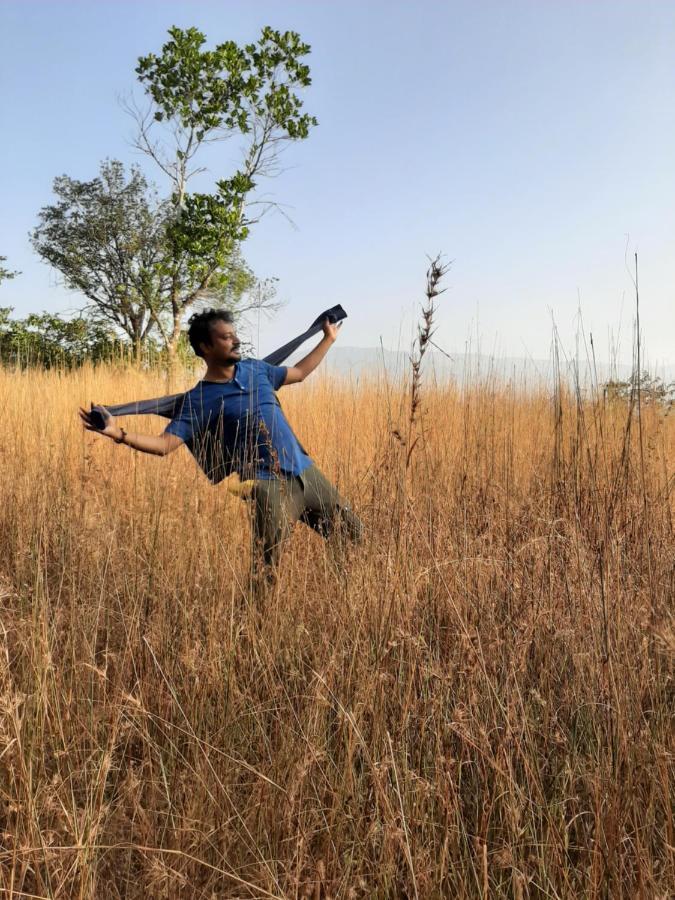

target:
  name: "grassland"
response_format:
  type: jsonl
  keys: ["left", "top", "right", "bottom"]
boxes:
{"left": 0, "top": 361, "right": 672, "bottom": 898}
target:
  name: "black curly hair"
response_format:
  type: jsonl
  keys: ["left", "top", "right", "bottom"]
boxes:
{"left": 187, "top": 308, "right": 235, "bottom": 358}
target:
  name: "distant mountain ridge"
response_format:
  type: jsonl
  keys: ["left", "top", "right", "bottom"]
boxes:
{"left": 287, "top": 345, "right": 674, "bottom": 386}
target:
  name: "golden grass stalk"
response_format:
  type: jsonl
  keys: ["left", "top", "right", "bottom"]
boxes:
{"left": 0, "top": 349, "right": 672, "bottom": 897}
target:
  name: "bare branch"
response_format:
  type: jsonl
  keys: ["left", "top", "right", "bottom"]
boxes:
{"left": 120, "top": 93, "right": 178, "bottom": 186}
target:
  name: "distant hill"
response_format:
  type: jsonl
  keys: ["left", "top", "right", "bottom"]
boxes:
{"left": 285, "top": 345, "right": 674, "bottom": 387}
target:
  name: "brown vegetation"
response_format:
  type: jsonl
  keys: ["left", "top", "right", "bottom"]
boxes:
{"left": 0, "top": 360, "right": 672, "bottom": 898}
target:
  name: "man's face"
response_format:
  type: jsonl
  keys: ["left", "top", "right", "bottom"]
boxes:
{"left": 201, "top": 319, "right": 241, "bottom": 364}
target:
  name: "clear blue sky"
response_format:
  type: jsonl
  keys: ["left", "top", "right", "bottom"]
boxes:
{"left": 2, "top": 1, "right": 674, "bottom": 367}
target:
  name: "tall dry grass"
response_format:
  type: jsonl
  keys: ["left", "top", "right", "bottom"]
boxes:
{"left": 0, "top": 358, "right": 672, "bottom": 898}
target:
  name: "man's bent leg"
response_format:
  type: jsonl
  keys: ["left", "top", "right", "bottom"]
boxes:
{"left": 298, "top": 465, "right": 364, "bottom": 545}
{"left": 249, "top": 477, "right": 305, "bottom": 593}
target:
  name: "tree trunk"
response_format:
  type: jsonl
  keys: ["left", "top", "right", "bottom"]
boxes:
{"left": 163, "top": 297, "right": 183, "bottom": 383}
{"left": 166, "top": 332, "right": 181, "bottom": 362}
{"left": 133, "top": 334, "right": 142, "bottom": 365}
{"left": 128, "top": 313, "right": 145, "bottom": 366}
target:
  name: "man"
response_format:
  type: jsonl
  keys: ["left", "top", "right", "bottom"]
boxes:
{"left": 79, "top": 308, "right": 363, "bottom": 578}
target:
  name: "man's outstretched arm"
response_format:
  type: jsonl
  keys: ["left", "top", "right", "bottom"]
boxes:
{"left": 79, "top": 407, "right": 184, "bottom": 456}
{"left": 282, "top": 319, "right": 341, "bottom": 385}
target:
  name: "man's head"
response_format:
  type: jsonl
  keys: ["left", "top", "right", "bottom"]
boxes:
{"left": 187, "top": 308, "right": 241, "bottom": 364}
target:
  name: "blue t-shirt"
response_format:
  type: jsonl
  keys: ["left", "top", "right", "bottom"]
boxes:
{"left": 164, "top": 359, "right": 313, "bottom": 483}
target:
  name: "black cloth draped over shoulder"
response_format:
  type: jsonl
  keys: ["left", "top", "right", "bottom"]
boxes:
{"left": 88, "top": 305, "right": 346, "bottom": 484}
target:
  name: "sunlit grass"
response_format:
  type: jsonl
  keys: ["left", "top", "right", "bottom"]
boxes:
{"left": 0, "top": 360, "right": 672, "bottom": 898}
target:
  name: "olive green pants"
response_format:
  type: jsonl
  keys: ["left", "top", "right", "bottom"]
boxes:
{"left": 248, "top": 464, "right": 363, "bottom": 570}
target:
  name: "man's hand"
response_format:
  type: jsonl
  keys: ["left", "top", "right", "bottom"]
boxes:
{"left": 322, "top": 318, "right": 342, "bottom": 342}
{"left": 79, "top": 406, "right": 122, "bottom": 441}
{"left": 79, "top": 405, "right": 184, "bottom": 456}
{"left": 284, "top": 319, "right": 342, "bottom": 385}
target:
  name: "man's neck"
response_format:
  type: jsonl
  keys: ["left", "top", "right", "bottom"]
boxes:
{"left": 203, "top": 361, "right": 237, "bottom": 383}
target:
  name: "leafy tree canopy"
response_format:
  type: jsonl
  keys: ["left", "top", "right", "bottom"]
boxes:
{"left": 128, "top": 25, "right": 317, "bottom": 351}
{"left": 31, "top": 160, "right": 275, "bottom": 357}
{"left": 30, "top": 25, "right": 316, "bottom": 360}
{"left": 32, "top": 160, "right": 167, "bottom": 353}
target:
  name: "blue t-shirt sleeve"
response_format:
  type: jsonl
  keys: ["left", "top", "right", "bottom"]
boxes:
{"left": 260, "top": 360, "right": 287, "bottom": 390}
{"left": 164, "top": 398, "right": 195, "bottom": 443}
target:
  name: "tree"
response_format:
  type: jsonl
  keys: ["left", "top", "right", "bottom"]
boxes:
{"left": 0, "top": 256, "right": 20, "bottom": 287}
{"left": 604, "top": 371, "right": 674, "bottom": 408}
{"left": 126, "top": 25, "right": 317, "bottom": 355}
{"left": 0, "top": 307, "right": 119, "bottom": 367}
{"left": 32, "top": 160, "right": 277, "bottom": 359}
{"left": 32, "top": 160, "right": 167, "bottom": 358}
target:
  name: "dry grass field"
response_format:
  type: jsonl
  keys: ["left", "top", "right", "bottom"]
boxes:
{"left": 0, "top": 360, "right": 672, "bottom": 898}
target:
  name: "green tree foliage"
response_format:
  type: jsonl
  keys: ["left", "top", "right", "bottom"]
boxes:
{"left": 604, "top": 370, "right": 674, "bottom": 408}
{"left": 129, "top": 25, "right": 317, "bottom": 353}
{"left": 32, "top": 161, "right": 168, "bottom": 357}
{"left": 27, "top": 25, "right": 314, "bottom": 364}
{"left": 31, "top": 160, "right": 276, "bottom": 358}
{"left": 0, "top": 307, "right": 121, "bottom": 367}
{"left": 0, "top": 256, "right": 20, "bottom": 286}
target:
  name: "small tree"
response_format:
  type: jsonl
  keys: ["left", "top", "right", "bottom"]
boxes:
{"left": 126, "top": 25, "right": 317, "bottom": 355}
{"left": 604, "top": 371, "right": 674, "bottom": 408}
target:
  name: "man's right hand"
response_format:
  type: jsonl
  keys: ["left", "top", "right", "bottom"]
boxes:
{"left": 78, "top": 407, "right": 184, "bottom": 457}
{"left": 79, "top": 406, "right": 122, "bottom": 441}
